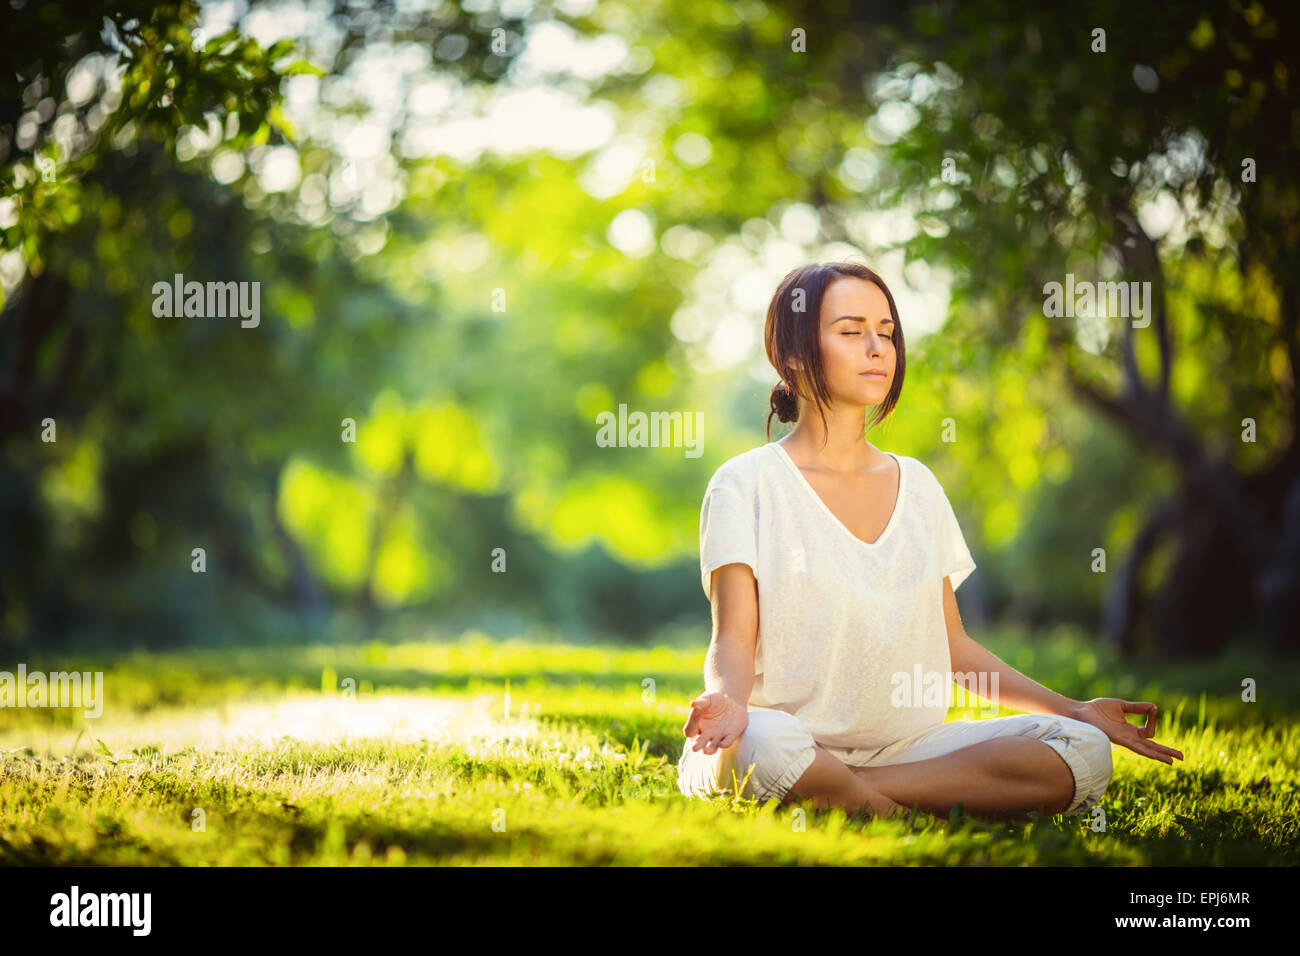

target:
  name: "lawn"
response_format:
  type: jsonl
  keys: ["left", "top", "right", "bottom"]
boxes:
{"left": 1, "top": 625, "right": 1297, "bottom": 865}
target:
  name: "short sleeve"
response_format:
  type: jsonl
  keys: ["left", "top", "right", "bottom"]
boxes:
{"left": 699, "top": 482, "right": 758, "bottom": 600}
{"left": 936, "top": 482, "right": 977, "bottom": 592}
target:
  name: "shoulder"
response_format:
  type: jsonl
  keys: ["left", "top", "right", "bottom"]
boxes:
{"left": 703, "top": 444, "right": 770, "bottom": 497}
{"left": 895, "top": 452, "right": 942, "bottom": 498}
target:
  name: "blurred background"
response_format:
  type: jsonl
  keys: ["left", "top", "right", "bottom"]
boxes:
{"left": 2, "top": 0, "right": 1296, "bottom": 660}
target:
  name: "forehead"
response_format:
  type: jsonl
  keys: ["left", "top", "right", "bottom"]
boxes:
{"left": 819, "top": 276, "right": 890, "bottom": 319}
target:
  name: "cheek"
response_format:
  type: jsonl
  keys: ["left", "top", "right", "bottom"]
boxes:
{"left": 821, "top": 343, "right": 852, "bottom": 374}
{"left": 824, "top": 336, "right": 855, "bottom": 362}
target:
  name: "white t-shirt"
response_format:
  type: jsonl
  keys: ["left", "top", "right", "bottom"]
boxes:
{"left": 698, "top": 441, "right": 977, "bottom": 751}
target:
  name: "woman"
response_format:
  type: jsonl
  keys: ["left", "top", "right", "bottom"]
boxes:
{"left": 676, "top": 261, "right": 1184, "bottom": 820}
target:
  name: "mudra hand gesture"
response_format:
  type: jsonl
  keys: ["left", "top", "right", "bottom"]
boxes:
{"left": 683, "top": 691, "right": 748, "bottom": 755}
{"left": 1072, "top": 697, "right": 1185, "bottom": 764}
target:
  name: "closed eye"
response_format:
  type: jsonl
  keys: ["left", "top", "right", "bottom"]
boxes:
{"left": 842, "top": 331, "right": 892, "bottom": 340}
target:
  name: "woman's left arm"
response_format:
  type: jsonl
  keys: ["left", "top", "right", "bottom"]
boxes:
{"left": 941, "top": 577, "right": 1185, "bottom": 765}
{"left": 941, "top": 577, "right": 1078, "bottom": 716}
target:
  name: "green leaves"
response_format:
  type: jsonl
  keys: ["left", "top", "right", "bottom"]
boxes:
{"left": 281, "top": 59, "right": 326, "bottom": 78}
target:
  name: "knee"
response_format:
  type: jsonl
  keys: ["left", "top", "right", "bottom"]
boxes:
{"left": 1055, "top": 717, "right": 1114, "bottom": 815}
{"left": 724, "top": 708, "right": 816, "bottom": 802}
{"left": 678, "top": 708, "right": 815, "bottom": 803}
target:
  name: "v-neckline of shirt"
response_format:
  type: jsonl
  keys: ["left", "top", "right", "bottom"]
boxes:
{"left": 770, "top": 442, "right": 905, "bottom": 550}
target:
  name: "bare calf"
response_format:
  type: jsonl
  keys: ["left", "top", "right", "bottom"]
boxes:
{"left": 784, "top": 738, "right": 1074, "bottom": 820}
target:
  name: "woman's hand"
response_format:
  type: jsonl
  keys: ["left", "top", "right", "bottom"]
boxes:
{"left": 683, "top": 691, "right": 748, "bottom": 755}
{"left": 1071, "top": 697, "right": 1185, "bottom": 764}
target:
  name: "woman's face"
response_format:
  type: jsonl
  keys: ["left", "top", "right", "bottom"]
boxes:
{"left": 815, "top": 276, "right": 896, "bottom": 407}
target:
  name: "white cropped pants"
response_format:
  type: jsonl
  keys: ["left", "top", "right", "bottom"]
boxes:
{"left": 677, "top": 707, "right": 1114, "bottom": 816}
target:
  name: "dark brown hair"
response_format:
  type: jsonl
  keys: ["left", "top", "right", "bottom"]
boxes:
{"left": 765, "top": 261, "right": 906, "bottom": 442}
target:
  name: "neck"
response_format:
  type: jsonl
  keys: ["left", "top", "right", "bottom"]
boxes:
{"left": 779, "top": 403, "right": 883, "bottom": 475}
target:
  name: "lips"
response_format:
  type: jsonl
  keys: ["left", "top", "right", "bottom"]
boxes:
{"left": 861, "top": 370, "right": 888, "bottom": 377}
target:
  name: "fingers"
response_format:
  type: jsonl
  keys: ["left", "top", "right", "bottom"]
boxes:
{"left": 687, "top": 721, "right": 735, "bottom": 755}
{"left": 687, "top": 712, "right": 713, "bottom": 753}
{"left": 683, "top": 701, "right": 704, "bottom": 737}
{"left": 681, "top": 697, "right": 712, "bottom": 738}
{"left": 691, "top": 731, "right": 741, "bottom": 754}
{"left": 1124, "top": 734, "right": 1183, "bottom": 764}
{"left": 1150, "top": 739, "right": 1184, "bottom": 761}
{"left": 1122, "top": 700, "right": 1157, "bottom": 737}
{"left": 1128, "top": 738, "right": 1172, "bottom": 764}
{"left": 1143, "top": 703, "right": 1158, "bottom": 737}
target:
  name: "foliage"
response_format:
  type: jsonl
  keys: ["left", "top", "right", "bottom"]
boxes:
{"left": 1, "top": 1, "right": 1295, "bottom": 652}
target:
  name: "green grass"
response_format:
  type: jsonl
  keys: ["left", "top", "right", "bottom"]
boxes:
{"left": 1, "top": 625, "right": 1297, "bottom": 865}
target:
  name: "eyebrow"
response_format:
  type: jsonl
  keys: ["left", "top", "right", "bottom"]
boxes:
{"left": 831, "top": 315, "right": 894, "bottom": 325}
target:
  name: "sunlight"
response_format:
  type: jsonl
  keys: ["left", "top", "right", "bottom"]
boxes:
{"left": 8, "top": 693, "right": 535, "bottom": 756}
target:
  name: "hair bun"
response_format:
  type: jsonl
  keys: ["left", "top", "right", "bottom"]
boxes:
{"left": 769, "top": 380, "right": 798, "bottom": 423}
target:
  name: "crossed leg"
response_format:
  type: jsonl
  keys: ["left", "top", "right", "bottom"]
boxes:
{"left": 783, "top": 738, "right": 1074, "bottom": 820}
{"left": 848, "top": 737, "right": 1075, "bottom": 819}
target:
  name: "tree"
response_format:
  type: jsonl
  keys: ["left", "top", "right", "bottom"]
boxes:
{"left": 581, "top": 0, "right": 1299, "bottom": 654}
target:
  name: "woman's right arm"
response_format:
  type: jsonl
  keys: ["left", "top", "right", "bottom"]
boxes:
{"left": 682, "top": 562, "right": 758, "bottom": 754}
{"left": 703, "top": 562, "right": 758, "bottom": 704}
